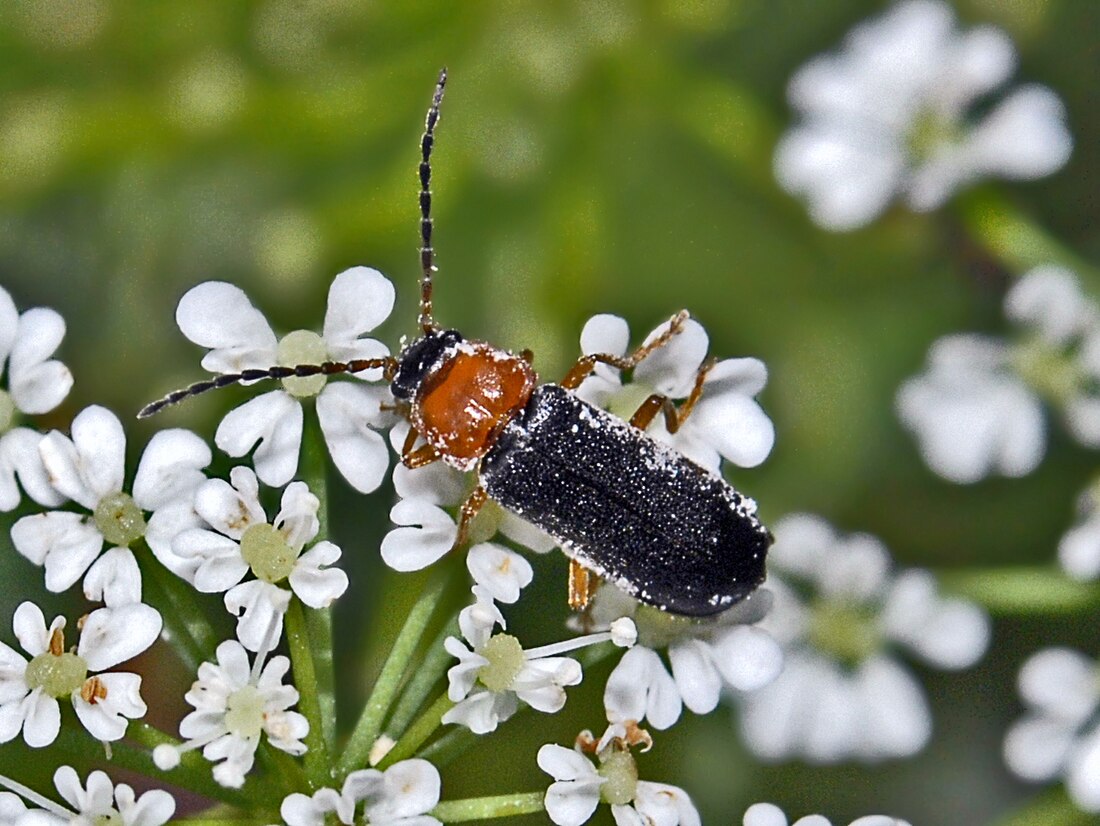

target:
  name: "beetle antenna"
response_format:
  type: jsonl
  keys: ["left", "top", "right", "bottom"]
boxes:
{"left": 137, "top": 357, "right": 398, "bottom": 419}
{"left": 418, "top": 67, "right": 447, "bottom": 334}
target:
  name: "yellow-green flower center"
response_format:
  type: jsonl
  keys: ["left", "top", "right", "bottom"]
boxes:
{"left": 25, "top": 651, "right": 88, "bottom": 698}
{"left": 598, "top": 750, "right": 638, "bottom": 806}
{"left": 278, "top": 329, "right": 328, "bottom": 399}
{"left": 906, "top": 109, "right": 960, "bottom": 162}
{"left": 0, "top": 389, "right": 15, "bottom": 433}
{"left": 477, "top": 633, "right": 525, "bottom": 693}
{"left": 239, "top": 523, "right": 299, "bottom": 584}
{"left": 633, "top": 604, "right": 696, "bottom": 649}
{"left": 808, "top": 599, "right": 880, "bottom": 667}
{"left": 224, "top": 684, "right": 266, "bottom": 739}
{"left": 93, "top": 491, "right": 147, "bottom": 547}
{"left": 93, "top": 813, "right": 123, "bottom": 826}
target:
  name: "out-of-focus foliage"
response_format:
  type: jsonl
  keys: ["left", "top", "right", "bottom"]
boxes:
{"left": 0, "top": 1, "right": 1097, "bottom": 824}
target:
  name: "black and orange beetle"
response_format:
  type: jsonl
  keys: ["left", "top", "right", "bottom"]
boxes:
{"left": 140, "top": 70, "right": 771, "bottom": 617}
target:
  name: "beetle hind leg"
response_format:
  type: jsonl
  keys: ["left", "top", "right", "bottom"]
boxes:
{"left": 451, "top": 484, "right": 489, "bottom": 551}
{"left": 568, "top": 558, "right": 602, "bottom": 611}
{"left": 629, "top": 356, "right": 715, "bottom": 432}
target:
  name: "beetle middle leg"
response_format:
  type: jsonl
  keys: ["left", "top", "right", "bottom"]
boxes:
{"left": 629, "top": 356, "right": 716, "bottom": 432}
{"left": 452, "top": 485, "right": 489, "bottom": 550}
{"left": 558, "top": 309, "right": 690, "bottom": 390}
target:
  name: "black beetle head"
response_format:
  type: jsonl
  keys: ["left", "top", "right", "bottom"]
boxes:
{"left": 390, "top": 329, "right": 463, "bottom": 401}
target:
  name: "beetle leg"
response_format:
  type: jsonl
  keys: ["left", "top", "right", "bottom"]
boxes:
{"left": 520, "top": 348, "right": 535, "bottom": 364}
{"left": 452, "top": 485, "right": 489, "bottom": 550}
{"left": 559, "top": 309, "right": 690, "bottom": 390}
{"left": 401, "top": 426, "right": 442, "bottom": 469}
{"left": 567, "top": 558, "right": 601, "bottom": 611}
{"left": 628, "top": 356, "right": 716, "bottom": 432}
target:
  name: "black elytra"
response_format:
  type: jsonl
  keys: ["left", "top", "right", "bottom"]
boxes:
{"left": 480, "top": 385, "right": 769, "bottom": 616}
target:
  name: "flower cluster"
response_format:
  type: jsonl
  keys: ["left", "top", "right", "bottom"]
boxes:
{"left": 735, "top": 514, "right": 989, "bottom": 763}
{"left": 775, "top": 0, "right": 1071, "bottom": 230}
{"left": 898, "top": 265, "right": 1100, "bottom": 484}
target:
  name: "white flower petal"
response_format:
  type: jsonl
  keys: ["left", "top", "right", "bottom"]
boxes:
{"left": 11, "top": 511, "right": 104, "bottom": 593}
{"left": 743, "top": 803, "right": 789, "bottom": 826}
{"left": 73, "top": 672, "right": 146, "bottom": 741}
{"left": 466, "top": 542, "right": 533, "bottom": 604}
{"left": 710, "top": 625, "right": 784, "bottom": 692}
{"left": 1067, "top": 727, "right": 1100, "bottom": 813}
{"left": 145, "top": 501, "right": 205, "bottom": 583}
{"left": 380, "top": 499, "right": 458, "bottom": 572}
{"left": 176, "top": 281, "right": 278, "bottom": 373}
{"left": 634, "top": 318, "right": 709, "bottom": 398}
{"left": 316, "top": 382, "right": 393, "bottom": 493}
{"left": 289, "top": 541, "right": 348, "bottom": 608}
{"left": 668, "top": 640, "right": 721, "bottom": 715}
{"left": 131, "top": 429, "right": 211, "bottom": 511}
{"left": 9, "top": 308, "right": 72, "bottom": 414}
{"left": 604, "top": 646, "right": 681, "bottom": 730}
{"left": 1003, "top": 715, "right": 1076, "bottom": 782}
{"left": 322, "top": 266, "right": 396, "bottom": 345}
{"left": 0, "top": 428, "right": 65, "bottom": 510}
{"left": 21, "top": 690, "right": 61, "bottom": 748}
{"left": 225, "top": 580, "right": 290, "bottom": 652}
{"left": 83, "top": 547, "right": 143, "bottom": 608}
{"left": 215, "top": 391, "right": 303, "bottom": 487}
{"left": 77, "top": 604, "right": 161, "bottom": 671}
{"left": 967, "top": 85, "right": 1072, "bottom": 180}
{"left": 1017, "top": 648, "right": 1098, "bottom": 722}
{"left": 68, "top": 405, "right": 127, "bottom": 502}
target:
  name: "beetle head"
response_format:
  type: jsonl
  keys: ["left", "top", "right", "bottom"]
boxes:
{"left": 390, "top": 329, "right": 463, "bottom": 401}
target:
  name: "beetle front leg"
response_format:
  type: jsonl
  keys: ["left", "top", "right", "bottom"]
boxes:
{"left": 401, "top": 425, "right": 442, "bottom": 469}
{"left": 559, "top": 309, "right": 690, "bottom": 390}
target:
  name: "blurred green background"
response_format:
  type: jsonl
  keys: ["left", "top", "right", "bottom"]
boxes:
{"left": 2, "top": 1, "right": 1099, "bottom": 824}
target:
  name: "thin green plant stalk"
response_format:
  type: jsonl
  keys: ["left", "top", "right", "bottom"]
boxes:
{"left": 993, "top": 786, "right": 1095, "bottom": 826}
{"left": 375, "top": 690, "right": 453, "bottom": 770}
{"left": 337, "top": 565, "right": 453, "bottom": 776}
{"left": 939, "top": 566, "right": 1100, "bottom": 615}
{"left": 285, "top": 596, "right": 331, "bottom": 789}
{"left": 431, "top": 792, "right": 546, "bottom": 823}
{"left": 384, "top": 613, "right": 460, "bottom": 740}
{"left": 417, "top": 726, "right": 478, "bottom": 769}
{"left": 300, "top": 412, "right": 336, "bottom": 752}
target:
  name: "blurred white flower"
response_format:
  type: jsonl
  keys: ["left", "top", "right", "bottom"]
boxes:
{"left": 154, "top": 638, "right": 307, "bottom": 789}
{"left": 442, "top": 588, "right": 634, "bottom": 734}
{"left": 171, "top": 466, "right": 347, "bottom": 651}
{"left": 0, "top": 285, "right": 73, "bottom": 512}
{"left": 743, "top": 803, "right": 911, "bottom": 826}
{"left": 0, "top": 601, "right": 159, "bottom": 747}
{"left": 736, "top": 514, "right": 989, "bottom": 763}
{"left": 174, "top": 267, "right": 396, "bottom": 491}
{"left": 538, "top": 724, "right": 700, "bottom": 826}
{"left": 1057, "top": 482, "right": 1100, "bottom": 581}
{"left": 898, "top": 265, "right": 1100, "bottom": 483}
{"left": 1004, "top": 647, "right": 1100, "bottom": 813}
{"left": 0, "top": 765, "right": 175, "bottom": 826}
{"left": 280, "top": 759, "right": 440, "bottom": 826}
{"left": 775, "top": 0, "right": 1071, "bottom": 230}
{"left": 379, "top": 422, "right": 555, "bottom": 573}
{"left": 10, "top": 405, "right": 210, "bottom": 602}
{"left": 575, "top": 314, "right": 775, "bottom": 472}
{"left": 584, "top": 584, "right": 782, "bottom": 731}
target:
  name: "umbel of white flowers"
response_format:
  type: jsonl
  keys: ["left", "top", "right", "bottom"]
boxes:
{"left": 775, "top": 0, "right": 1071, "bottom": 230}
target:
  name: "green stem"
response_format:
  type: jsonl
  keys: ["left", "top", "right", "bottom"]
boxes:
{"left": 376, "top": 691, "right": 453, "bottom": 770}
{"left": 337, "top": 566, "right": 453, "bottom": 777}
{"left": 384, "top": 613, "right": 460, "bottom": 740}
{"left": 286, "top": 597, "right": 330, "bottom": 788}
{"left": 955, "top": 188, "right": 1100, "bottom": 289}
{"left": 431, "top": 792, "right": 545, "bottom": 823}
{"left": 417, "top": 726, "right": 478, "bottom": 769}
{"left": 300, "top": 411, "right": 336, "bottom": 751}
{"left": 938, "top": 566, "right": 1100, "bottom": 615}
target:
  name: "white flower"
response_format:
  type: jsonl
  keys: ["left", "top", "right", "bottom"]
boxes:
{"left": 1059, "top": 484, "right": 1100, "bottom": 581}
{"left": 153, "top": 638, "right": 308, "bottom": 789}
{"left": 775, "top": 0, "right": 1071, "bottom": 230}
{"left": 0, "top": 601, "right": 159, "bottom": 746}
{"left": 538, "top": 724, "right": 700, "bottom": 826}
{"left": 9, "top": 405, "right": 210, "bottom": 602}
{"left": 1004, "top": 647, "right": 1100, "bottom": 812}
{"left": 0, "top": 765, "right": 175, "bottom": 826}
{"left": 442, "top": 588, "right": 634, "bottom": 734}
{"left": 898, "top": 265, "right": 1100, "bottom": 483}
{"left": 574, "top": 314, "right": 774, "bottom": 472}
{"left": 736, "top": 514, "right": 989, "bottom": 763}
{"left": 174, "top": 268, "right": 396, "bottom": 491}
{"left": 171, "top": 466, "right": 347, "bottom": 651}
{"left": 896, "top": 334, "right": 1043, "bottom": 483}
{"left": 280, "top": 759, "right": 441, "bottom": 826}
{"left": 0, "top": 286, "right": 73, "bottom": 513}
{"left": 380, "top": 422, "right": 555, "bottom": 573}
{"left": 743, "top": 803, "right": 911, "bottom": 826}
{"left": 589, "top": 584, "right": 782, "bottom": 732}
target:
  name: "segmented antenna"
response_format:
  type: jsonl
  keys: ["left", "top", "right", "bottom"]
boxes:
{"left": 418, "top": 67, "right": 447, "bottom": 334}
{"left": 137, "top": 357, "right": 396, "bottom": 418}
